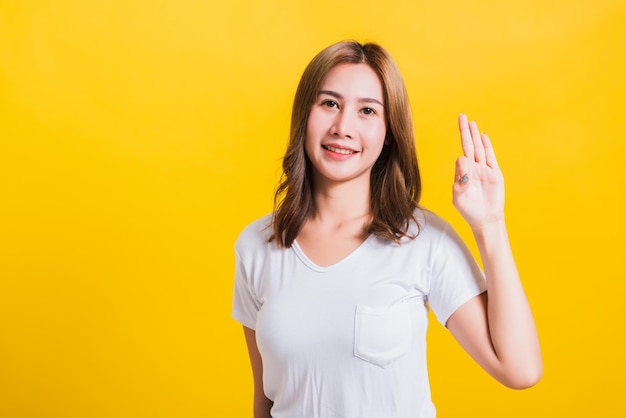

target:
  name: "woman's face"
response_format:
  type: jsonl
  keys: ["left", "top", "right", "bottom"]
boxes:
{"left": 305, "top": 63, "right": 386, "bottom": 189}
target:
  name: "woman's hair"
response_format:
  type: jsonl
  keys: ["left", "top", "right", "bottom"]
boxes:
{"left": 271, "top": 40, "right": 421, "bottom": 247}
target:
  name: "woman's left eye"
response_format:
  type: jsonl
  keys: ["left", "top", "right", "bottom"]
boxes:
{"left": 361, "top": 107, "right": 375, "bottom": 115}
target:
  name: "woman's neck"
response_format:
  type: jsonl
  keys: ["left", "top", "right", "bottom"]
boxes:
{"left": 311, "top": 178, "right": 371, "bottom": 226}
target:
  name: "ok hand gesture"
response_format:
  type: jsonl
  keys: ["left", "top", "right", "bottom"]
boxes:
{"left": 452, "top": 114, "right": 505, "bottom": 230}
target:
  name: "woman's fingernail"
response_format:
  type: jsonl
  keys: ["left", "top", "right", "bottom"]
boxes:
{"left": 460, "top": 173, "right": 469, "bottom": 183}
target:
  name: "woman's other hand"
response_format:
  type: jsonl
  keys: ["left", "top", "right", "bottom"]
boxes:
{"left": 453, "top": 114, "right": 505, "bottom": 230}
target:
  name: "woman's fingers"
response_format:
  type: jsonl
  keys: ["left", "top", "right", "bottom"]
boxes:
{"left": 458, "top": 114, "right": 474, "bottom": 161}
{"left": 481, "top": 132, "right": 499, "bottom": 168}
{"left": 454, "top": 155, "right": 472, "bottom": 185}
{"left": 469, "top": 120, "right": 486, "bottom": 163}
{"left": 459, "top": 114, "right": 490, "bottom": 165}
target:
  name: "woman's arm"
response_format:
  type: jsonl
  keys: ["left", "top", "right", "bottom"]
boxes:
{"left": 243, "top": 326, "right": 273, "bottom": 417}
{"left": 446, "top": 114, "right": 542, "bottom": 389}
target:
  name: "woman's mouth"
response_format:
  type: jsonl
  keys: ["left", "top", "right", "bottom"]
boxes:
{"left": 322, "top": 145, "right": 357, "bottom": 155}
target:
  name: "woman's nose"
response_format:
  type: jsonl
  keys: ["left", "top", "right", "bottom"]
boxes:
{"left": 332, "top": 110, "right": 355, "bottom": 139}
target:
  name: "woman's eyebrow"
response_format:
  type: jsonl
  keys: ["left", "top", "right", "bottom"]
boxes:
{"left": 318, "top": 90, "right": 383, "bottom": 106}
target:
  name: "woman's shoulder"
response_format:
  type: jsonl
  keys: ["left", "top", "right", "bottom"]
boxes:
{"left": 409, "top": 207, "right": 452, "bottom": 237}
{"left": 410, "top": 208, "right": 471, "bottom": 254}
{"left": 234, "top": 213, "right": 274, "bottom": 253}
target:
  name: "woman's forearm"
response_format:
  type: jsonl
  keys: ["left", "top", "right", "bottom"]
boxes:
{"left": 472, "top": 220, "right": 543, "bottom": 388}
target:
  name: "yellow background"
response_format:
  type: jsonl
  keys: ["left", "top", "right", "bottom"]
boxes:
{"left": 1, "top": 1, "right": 624, "bottom": 416}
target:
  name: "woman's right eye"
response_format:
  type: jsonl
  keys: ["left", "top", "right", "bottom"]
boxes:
{"left": 322, "top": 100, "right": 338, "bottom": 108}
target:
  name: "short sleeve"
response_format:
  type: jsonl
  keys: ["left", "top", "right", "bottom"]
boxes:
{"left": 427, "top": 222, "right": 487, "bottom": 327}
{"left": 231, "top": 247, "right": 261, "bottom": 330}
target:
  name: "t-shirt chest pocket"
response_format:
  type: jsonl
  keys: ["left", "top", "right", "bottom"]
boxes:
{"left": 353, "top": 301, "right": 413, "bottom": 368}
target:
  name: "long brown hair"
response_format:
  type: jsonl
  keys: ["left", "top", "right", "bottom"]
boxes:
{"left": 271, "top": 41, "right": 421, "bottom": 247}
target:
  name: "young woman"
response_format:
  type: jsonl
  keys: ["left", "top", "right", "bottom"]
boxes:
{"left": 232, "top": 41, "right": 542, "bottom": 418}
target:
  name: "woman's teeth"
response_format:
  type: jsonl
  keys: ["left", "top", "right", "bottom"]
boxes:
{"left": 323, "top": 145, "right": 356, "bottom": 155}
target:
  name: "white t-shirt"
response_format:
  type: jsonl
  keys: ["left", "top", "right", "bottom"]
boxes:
{"left": 232, "top": 209, "right": 486, "bottom": 418}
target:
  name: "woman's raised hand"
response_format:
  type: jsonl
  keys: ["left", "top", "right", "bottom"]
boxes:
{"left": 452, "top": 114, "right": 505, "bottom": 230}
